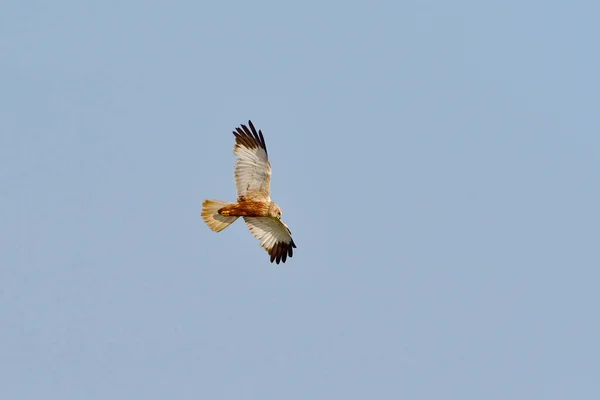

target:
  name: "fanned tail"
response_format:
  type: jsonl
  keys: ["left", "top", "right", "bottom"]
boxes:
{"left": 202, "top": 199, "right": 238, "bottom": 232}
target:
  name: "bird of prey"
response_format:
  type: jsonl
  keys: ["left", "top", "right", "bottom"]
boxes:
{"left": 202, "top": 120, "right": 296, "bottom": 264}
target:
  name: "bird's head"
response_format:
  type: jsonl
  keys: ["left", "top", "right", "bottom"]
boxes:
{"left": 269, "top": 202, "right": 282, "bottom": 219}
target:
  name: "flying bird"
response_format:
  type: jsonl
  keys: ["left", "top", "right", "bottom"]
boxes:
{"left": 202, "top": 120, "right": 296, "bottom": 264}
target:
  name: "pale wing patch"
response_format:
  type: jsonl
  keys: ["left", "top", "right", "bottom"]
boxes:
{"left": 233, "top": 121, "right": 271, "bottom": 201}
{"left": 243, "top": 217, "right": 296, "bottom": 264}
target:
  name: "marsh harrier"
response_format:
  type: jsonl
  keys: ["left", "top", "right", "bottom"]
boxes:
{"left": 202, "top": 121, "right": 296, "bottom": 264}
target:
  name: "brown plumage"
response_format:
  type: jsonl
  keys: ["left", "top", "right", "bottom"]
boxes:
{"left": 201, "top": 120, "right": 296, "bottom": 264}
{"left": 218, "top": 201, "right": 270, "bottom": 217}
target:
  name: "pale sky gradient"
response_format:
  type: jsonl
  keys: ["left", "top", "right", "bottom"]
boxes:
{"left": 1, "top": 1, "right": 599, "bottom": 399}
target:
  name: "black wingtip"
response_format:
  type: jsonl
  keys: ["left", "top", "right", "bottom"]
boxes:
{"left": 247, "top": 120, "right": 268, "bottom": 155}
{"left": 267, "top": 240, "right": 295, "bottom": 264}
{"left": 233, "top": 120, "right": 268, "bottom": 155}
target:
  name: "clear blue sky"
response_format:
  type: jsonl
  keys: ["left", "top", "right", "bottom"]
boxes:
{"left": 2, "top": 1, "right": 599, "bottom": 399}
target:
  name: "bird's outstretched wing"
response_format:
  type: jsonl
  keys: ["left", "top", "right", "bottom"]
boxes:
{"left": 232, "top": 121, "right": 271, "bottom": 201}
{"left": 243, "top": 217, "right": 296, "bottom": 264}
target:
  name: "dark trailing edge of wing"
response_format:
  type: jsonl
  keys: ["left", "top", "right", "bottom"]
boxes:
{"left": 232, "top": 120, "right": 268, "bottom": 156}
{"left": 269, "top": 237, "right": 297, "bottom": 264}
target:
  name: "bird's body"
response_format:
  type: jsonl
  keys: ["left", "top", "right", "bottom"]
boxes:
{"left": 217, "top": 200, "right": 275, "bottom": 218}
{"left": 201, "top": 121, "right": 296, "bottom": 264}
